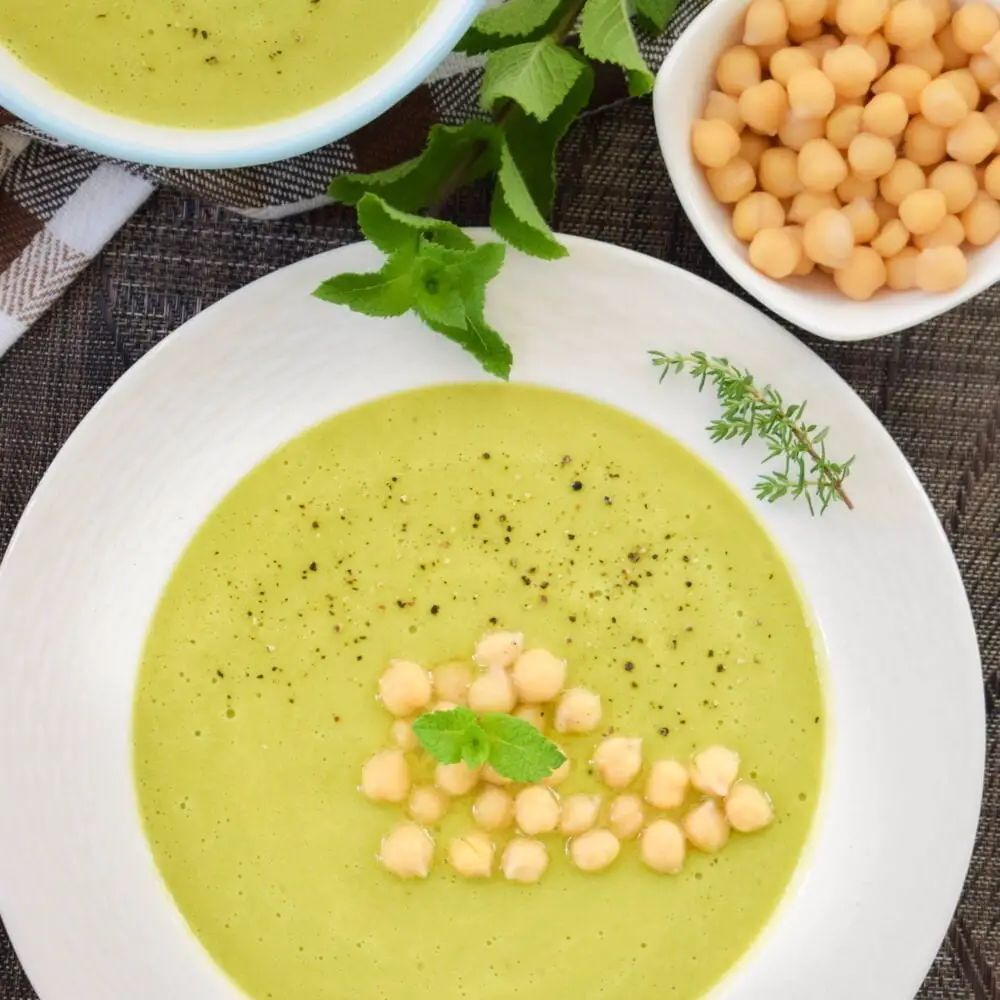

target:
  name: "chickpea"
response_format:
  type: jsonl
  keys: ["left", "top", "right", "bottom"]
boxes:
{"left": 898, "top": 39, "right": 945, "bottom": 78}
{"left": 744, "top": 0, "right": 790, "bottom": 45}
{"left": 390, "top": 718, "right": 418, "bottom": 751}
{"left": 917, "top": 245, "right": 969, "bottom": 290}
{"left": 716, "top": 45, "right": 763, "bottom": 96}
{"left": 433, "top": 661, "right": 472, "bottom": 705}
{"left": 798, "top": 136, "right": 849, "bottom": 190}
{"left": 609, "top": 794, "right": 646, "bottom": 840}
{"left": 784, "top": 223, "right": 818, "bottom": 273}
{"left": 379, "top": 822, "right": 433, "bottom": 878}
{"left": 899, "top": 186, "right": 948, "bottom": 233}
{"left": 448, "top": 831, "right": 494, "bottom": 878}
{"left": 984, "top": 156, "right": 1000, "bottom": 199}
{"left": 473, "top": 630, "right": 524, "bottom": 670}
{"left": 822, "top": 44, "right": 878, "bottom": 98}
{"left": 886, "top": 245, "right": 922, "bottom": 288}
{"left": 873, "top": 64, "right": 932, "bottom": 114}
{"left": 883, "top": 0, "right": 936, "bottom": 49}
{"left": 559, "top": 794, "right": 602, "bottom": 836}
{"left": 769, "top": 45, "right": 819, "bottom": 86}
{"left": 759, "top": 146, "right": 805, "bottom": 197}
{"left": 408, "top": 785, "right": 449, "bottom": 825}
{"left": 435, "top": 761, "right": 480, "bottom": 796}
{"left": 682, "top": 800, "right": 732, "bottom": 854}
{"left": 554, "top": 687, "right": 602, "bottom": 733}
{"left": 789, "top": 19, "right": 824, "bottom": 41}
{"left": 861, "top": 92, "right": 909, "bottom": 138}
{"left": 733, "top": 192, "right": 788, "bottom": 242}
{"left": 473, "top": 786, "right": 514, "bottom": 830}
{"left": 845, "top": 32, "right": 892, "bottom": 76}
{"left": 834, "top": 246, "right": 888, "bottom": 299}
{"left": 569, "top": 829, "right": 621, "bottom": 873}
{"left": 914, "top": 213, "right": 965, "bottom": 247}
{"left": 970, "top": 53, "right": 1000, "bottom": 95}
{"left": 903, "top": 115, "right": 948, "bottom": 166}
{"left": 515, "top": 785, "right": 560, "bottom": 835}
{"left": 362, "top": 750, "right": 411, "bottom": 803}
{"left": 788, "top": 189, "right": 842, "bottom": 223}
{"left": 511, "top": 648, "right": 566, "bottom": 703}
{"left": 379, "top": 659, "right": 432, "bottom": 717}
{"left": 640, "top": 819, "right": 687, "bottom": 874}
{"left": 778, "top": 112, "right": 827, "bottom": 150}
{"left": 749, "top": 227, "right": 804, "bottom": 276}
{"left": 787, "top": 66, "right": 837, "bottom": 118}
{"left": 801, "top": 33, "right": 841, "bottom": 60}
{"left": 468, "top": 666, "right": 516, "bottom": 714}
{"left": 838, "top": 172, "right": 879, "bottom": 202}
{"left": 836, "top": 0, "right": 889, "bottom": 36}
{"left": 952, "top": 2, "right": 1000, "bottom": 54}
{"left": 513, "top": 704, "right": 546, "bottom": 730}
{"left": 704, "top": 90, "right": 745, "bottom": 133}
{"left": 783, "top": 0, "right": 827, "bottom": 27}
{"left": 924, "top": 0, "right": 951, "bottom": 32}
{"left": 982, "top": 100, "right": 1000, "bottom": 149}
{"left": 848, "top": 132, "right": 897, "bottom": 180}
{"left": 541, "top": 748, "right": 571, "bottom": 788}
{"left": 871, "top": 218, "right": 911, "bottom": 256}
{"left": 920, "top": 78, "right": 971, "bottom": 130}
{"left": 594, "top": 736, "right": 644, "bottom": 789}
{"left": 689, "top": 745, "right": 741, "bottom": 798}
{"left": 826, "top": 104, "right": 865, "bottom": 149}
{"left": 738, "top": 80, "right": 789, "bottom": 136}
{"left": 842, "top": 196, "right": 881, "bottom": 241}
{"left": 482, "top": 763, "right": 512, "bottom": 786}
{"left": 940, "top": 69, "right": 981, "bottom": 111}
{"left": 936, "top": 23, "right": 971, "bottom": 71}
{"left": 879, "top": 157, "right": 926, "bottom": 205}
{"left": 645, "top": 759, "right": 691, "bottom": 810}
{"left": 929, "top": 160, "right": 979, "bottom": 212}
{"left": 960, "top": 190, "right": 1000, "bottom": 243}
{"left": 724, "top": 782, "right": 775, "bottom": 832}
{"left": 947, "top": 111, "right": 999, "bottom": 164}
{"left": 740, "top": 129, "right": 772, "bottom": 168}
{"left": 501, "top": 838, "right": 549, "bottom": 884}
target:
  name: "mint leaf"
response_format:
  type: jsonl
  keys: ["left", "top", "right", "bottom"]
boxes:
{"left": 504, "top": 63, "right": 594, "bottom": 215}
{"left": 580, "top": 0, "right": 655, "bottom": 97}
{"left": 356, "top": 193, "right": 473, "bottom": 253}
{"left": 480, "top": 37, "right": 588, "bottom": 122}
{"left": 413, "top": 241, "right": 505, "bottom": 331}
{"left": 458, "top": 0, "right": 572, "bottom": 55}
{"left": 462, "top": 727, "right": 491, "bottom": 769}
{"left": 412, "top": 707, "right": 484, "bottom": 764}
{"left": 491, "top": 138, "right": 567, "bottom": 261}
{"left": 329, "top": 122, "right": 501, "bottom": 213}
{"left": 635, "top": 0, "right": 679, "bottom": 33}
{"left": 479, "top": 713, "right": 567, "bottom": 782}
{"left": 313, "top": 253, "right": 416, "bottom": 317}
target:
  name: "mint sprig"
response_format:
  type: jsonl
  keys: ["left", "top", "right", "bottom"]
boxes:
{"left": 314, "top": 0, "right": 678, "bottom": 379}
{"left": 412, "top": 707, "right": 567, "bottom": 782}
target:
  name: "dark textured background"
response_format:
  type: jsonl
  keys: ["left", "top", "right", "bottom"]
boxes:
{"left": 1, "top": 100, "right": 997, "bottom": 999}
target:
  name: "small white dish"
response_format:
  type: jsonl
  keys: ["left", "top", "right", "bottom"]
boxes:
{"left": 653, "top": 0, "right": 1000, "bottom": 341}
{"left": 0, "top": 235, "right": 984, "bottom": 999}
{"left": 0, "top": 0, "right": 482, "bottom": 168}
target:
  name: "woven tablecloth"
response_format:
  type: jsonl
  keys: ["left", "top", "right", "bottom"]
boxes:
{"left": 0, "top": 99, "right": 998, "bottom": 999}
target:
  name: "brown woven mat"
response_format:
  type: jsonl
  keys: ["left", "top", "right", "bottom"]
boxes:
{"left": 0, "top": 99, "right": 998, "bottom": 999}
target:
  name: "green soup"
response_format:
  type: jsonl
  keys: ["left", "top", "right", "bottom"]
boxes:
{"left": 134, "top": 384, "right": 824, "bottom": 1000}
{"left": 0, "top": 0, "right": 436, "bottom": 129}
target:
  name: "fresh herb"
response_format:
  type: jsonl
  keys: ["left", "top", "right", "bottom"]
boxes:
{"left": 412, "top": 706, "right": 567, "bottom": 781}
{"left": 650, "top": 351, "right": 856, "bottom": 514}
{"left": 313, "top": 0, "right": 677, "bottom": 378}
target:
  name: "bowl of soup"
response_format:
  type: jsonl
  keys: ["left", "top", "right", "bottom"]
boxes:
{"left": 0, "top": 0, "right": 482, "bottom": 168}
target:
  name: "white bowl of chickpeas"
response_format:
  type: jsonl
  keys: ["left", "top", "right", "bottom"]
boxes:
{"left": 654, "top": 0, "right": 1000, "bottom": 339}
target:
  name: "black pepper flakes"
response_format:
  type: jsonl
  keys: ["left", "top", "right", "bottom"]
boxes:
{"left": 659, "top": 727, "right": 670, "bottom": 736}
{"left": 309, "top": 562, "right": 317, "bottom": 572}
{"left": 571, "top": 481, "right": 583, "bottom": 491}
{"left": 430, "top": 605, "right": 440, "bottom": 616}
{"left": 624, "top": 661, "right": 635, "bottom": 672}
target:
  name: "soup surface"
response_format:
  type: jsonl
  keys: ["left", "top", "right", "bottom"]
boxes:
{"left": 0, "top": 0, "right": 436, "bottom": 129}
{"left": 134, "top": 384, "right": 824, "bottom": 1000}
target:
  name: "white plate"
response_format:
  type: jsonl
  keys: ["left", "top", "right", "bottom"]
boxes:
{"left": 0, "top": 235, "right": 984, "bottom": 1000}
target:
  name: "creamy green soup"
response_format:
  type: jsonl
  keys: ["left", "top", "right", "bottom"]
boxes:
{"left": 0, "top": 0, "right": 435, "bottom": 129}
{"left": 134, "top": 384, "right": 824, "bottom": 1000}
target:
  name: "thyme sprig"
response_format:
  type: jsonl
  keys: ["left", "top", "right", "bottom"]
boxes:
{"left": 651, "top": 351, "right": 855, "bottom": 514}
